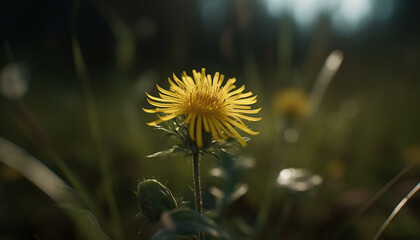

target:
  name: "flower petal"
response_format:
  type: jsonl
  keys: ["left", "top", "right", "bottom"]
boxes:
{"left": 207, "top": 117, "right": 221, "bottom": 140}
{"left": 225, "top": 85, "right": 245, "bottom": 98}
{"left": 226, "top": 118, "right": 259, "bottom": 135}
{"left": 158, "top": 113, "right": 180, "bottom": 122}
{"left": 232, "top": 107, "right": 261, "bottom": 114}
{"left": 146, "top": 92, "right": 173, "bottom": 102}
{"left": 157, "top": 84, "right": 179, "bottom": 97}
{"left": 213, "top": 118, "right": 234, "bottom": 138}
{"left": 188, "top": 113, "right": 197, "bottom": 140}
{"left": 233, "top": 113, "right": 262, "bottom": 122}
{"left": 223, "top": 121, "right": 247, "bottom": 147}
{"left": 147, "top": 98, "right": 174, "bottom": 108}
{"left": 202, "top": 115, "right": 210, "bottom": 132}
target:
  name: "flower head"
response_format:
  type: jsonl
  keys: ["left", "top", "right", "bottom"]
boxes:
{"left": 143, "top": 68, "right": 261, "bottom": 148}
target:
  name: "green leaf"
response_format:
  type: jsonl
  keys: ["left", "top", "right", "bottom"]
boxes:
{"left": 209, "top": 152, "right": 254, "bottom": 221}
{"left": 146, "top": 145, "right": 191, "bottom": 158}
{"left": 152, "top": 208, "right": 234, "bottom": 240}
{"left": 59, "top": 203, "right": 110, "bottom": 240}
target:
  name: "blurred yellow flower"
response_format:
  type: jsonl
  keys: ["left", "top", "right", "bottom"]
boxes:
{"left": 403, "top": 145, "right": 420, "bottom": 164}
{"left": 144, "top": 68, "right": 261, "bottom": 148}
{"left": 272, "top": 87, "right": 309, "bottom": 119}
{"left": 0, "top": 165, "right": 21, "bottom": 182}
{"left": 326, "top": 159, "right": 346, "bottom": 179}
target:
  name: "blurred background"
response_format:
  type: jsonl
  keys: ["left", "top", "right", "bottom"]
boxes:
{"left": 1, "top": 0, "right": 420, "bottom": 239}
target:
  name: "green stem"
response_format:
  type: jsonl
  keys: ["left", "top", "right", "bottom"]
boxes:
{"left": 192, "top": 151, "right": 204, "bottom": 240}
{"left": 271, "top": 197, "right": 295, "bottom": 240}
{"left": 71, "top": 1, "right": 124, "bottom": 239}
{"left": 253, "top": 183, "right": 275, "bottom": 239}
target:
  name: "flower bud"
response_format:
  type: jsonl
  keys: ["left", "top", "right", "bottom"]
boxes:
{"left": 136, "top": 179, "right": 178, "bottom": 221}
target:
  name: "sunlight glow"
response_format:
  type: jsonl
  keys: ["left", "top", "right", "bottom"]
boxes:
{"left": 201, "top": 0, "right": 226, "bottom": 32}
{"left": 332, "top": 0, "right": 372, "bottom": 32}
{"left": 266, "top": 0, "right": 292, "bottom": 16}
{"left": 265, "top": 0, "right": 394, "bottom": 33}
{"left": 292, "top": 0, "right": 323, "bottom": 28}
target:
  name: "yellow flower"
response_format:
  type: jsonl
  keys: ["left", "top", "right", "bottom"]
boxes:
{"left": 0, "top": 165, "right": 21, "bottom": 182}
{"left": 143, "top": 68, "right": 261, "bottom": 148}
{"left": 272, "top": 87, "right": 309, "bottom": 119}
{"left": 403, "top": 145, "right": 420, "bottom": 164}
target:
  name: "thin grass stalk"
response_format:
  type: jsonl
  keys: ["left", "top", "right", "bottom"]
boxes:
{"left": 3, "top": 40, "right": 15, "bottom": 62}
{"left": 253, "top": 118, "right": 288, "bottom": 239}
{"left": 192, "top": 151, "right": 204, "bottom": 240}
{"left": 0, "top": 137, "right": 71, "bottom": 201}
{"left": 332, "top": 160, "right": 419, "bottom": 239}
{"left": 71, "top": 1, "right": 123, "bottom": 239}
{"left": 372, "top": 182, "right": 420, "bottom": 240}
{"left": 13, "top": 101, "right": 98, "bottom": 214}
{"left": 308, "top": 50, "right": 343, "bottom": 116}
{"left": 253, "top": 185, "right": 275, "bottom": 239}
{"left": 4, "top": 35, "right": 98, "bottom": 219}
{"left": 0, "top": 137, "right": 109, "bottom": 240}
{"left": 271, "top": 197, "right": 295, "bottom": 240}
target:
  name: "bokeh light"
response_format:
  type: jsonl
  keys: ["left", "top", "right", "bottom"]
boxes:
{"left": 264, "top": 0, "right": 395, "bottom": 33}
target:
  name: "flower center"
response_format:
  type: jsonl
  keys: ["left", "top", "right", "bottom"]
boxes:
{"left": 183, "top": 89, "right": 225, "bottom": 116}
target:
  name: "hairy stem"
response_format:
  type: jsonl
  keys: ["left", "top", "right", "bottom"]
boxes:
{"left": 192, "top": 151, "right": 204, "bottom": 240}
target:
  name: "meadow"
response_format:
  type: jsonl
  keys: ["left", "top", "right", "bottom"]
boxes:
{"left": 1, "top": 0, "right": 419, "bottom": 239}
